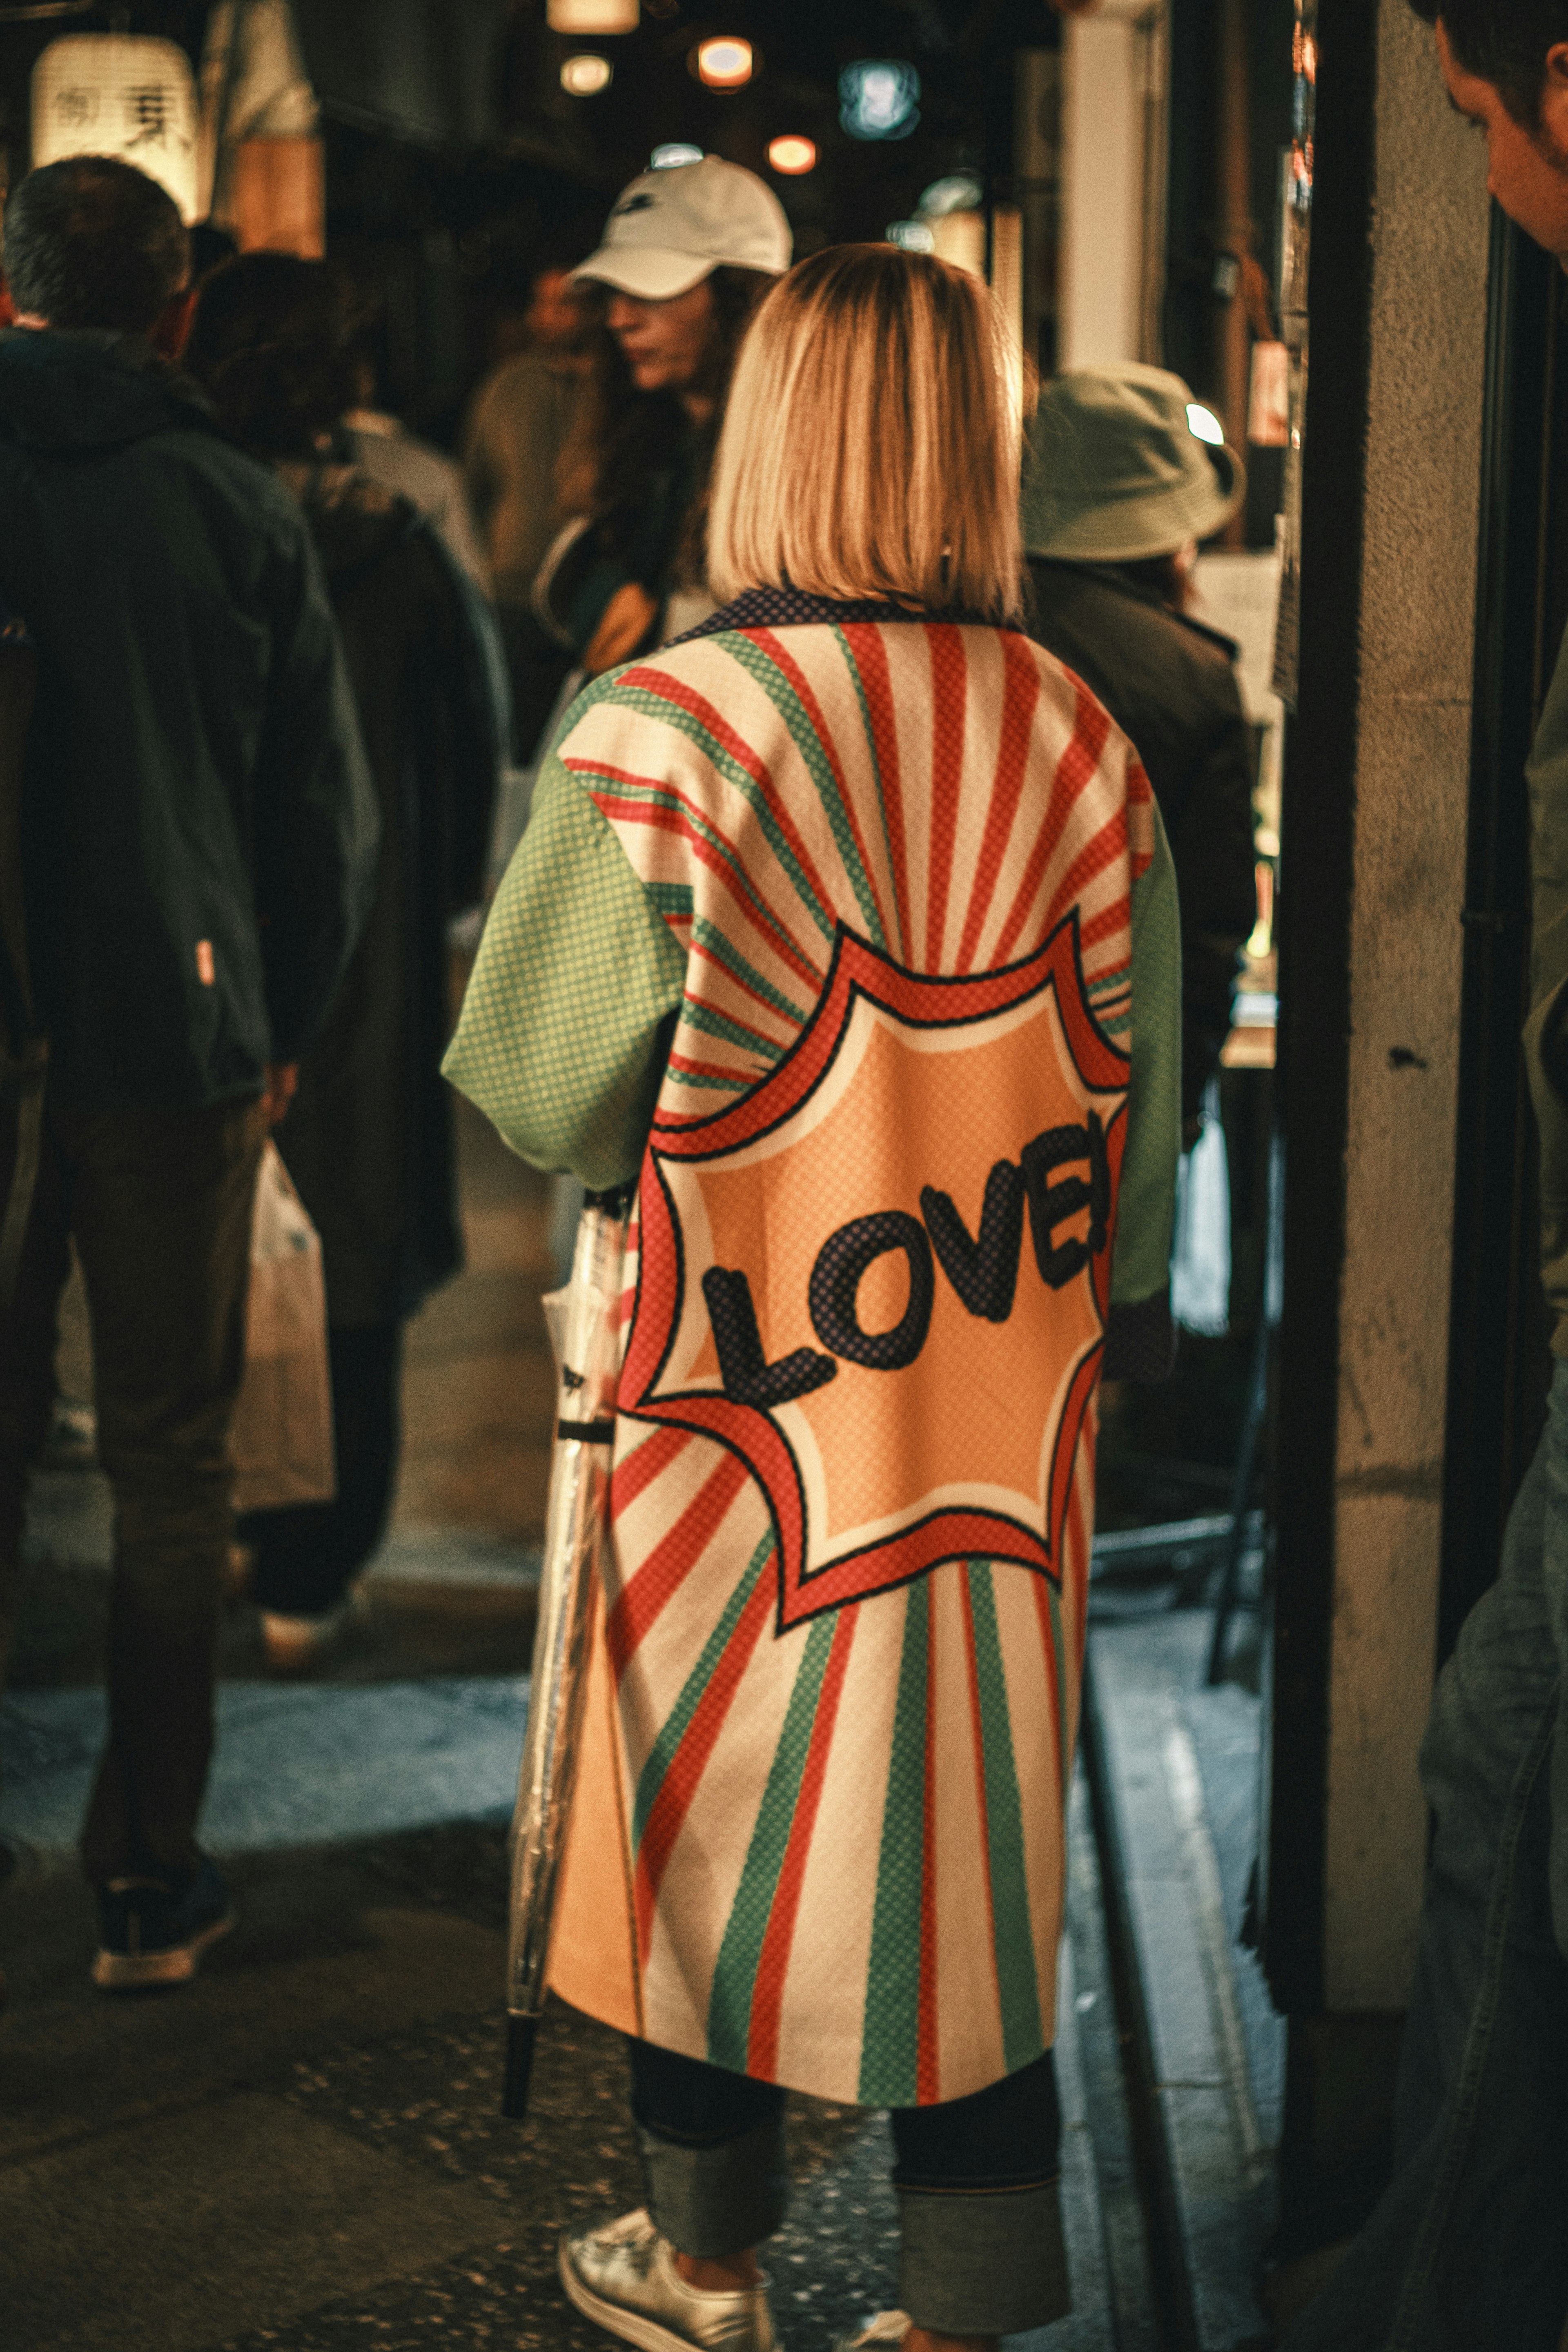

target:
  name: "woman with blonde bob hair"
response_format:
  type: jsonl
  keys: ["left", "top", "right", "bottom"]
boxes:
{"left": 707, "top": 241, "right": 1023, "bottom": 619}
{"left": 447, "top": 244, "right": 1180, "bottom": 2352}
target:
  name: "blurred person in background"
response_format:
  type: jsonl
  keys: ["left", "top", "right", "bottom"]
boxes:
{"left": 341, "top": 299, "right": 492, "bottom": 598}
{"left": 446, "top": 245, "right": 1180, "bottom": 2352}
{"left": 535, "top": 155, "right": 791, "bottom": 678}
{"left": 464, "top": 254, "right": 592, "bottom": 759}
{"left": 521, "top": 161, "right": 791, "bottom": 1286}
{"left": 186, "top": 254, "right": 505, "bottom": 1676}
{"left": 0, "top": 159, "right": 377, "bottom": 1984}
{"left": 1021, "top": 364, "right": 1257, "bottom": 1143}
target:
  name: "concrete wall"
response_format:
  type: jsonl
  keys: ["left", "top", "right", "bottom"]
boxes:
{"left": 1321, "top": 2, "right": 1490, "bottom": 2011}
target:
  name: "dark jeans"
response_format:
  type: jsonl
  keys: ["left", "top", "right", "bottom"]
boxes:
{"left": 241, "top": 1321, "right": 402, "bottom": 1618}
{"left": 627, "top": 2038, "right": 1068, "bottom": 2335}
{"left": 0, "top": 1085, "right": 265, "bottom": 1883}
{"left": 1285, "top": 1359, "right": 1568, "bottom": 2352}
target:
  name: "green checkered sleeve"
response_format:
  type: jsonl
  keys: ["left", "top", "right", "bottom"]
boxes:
{"left": 443, "top": 750, "right": 686, "bottom": 1188}
{"left": 1111, "top": 802, "right": 1183, "bottom": 1307}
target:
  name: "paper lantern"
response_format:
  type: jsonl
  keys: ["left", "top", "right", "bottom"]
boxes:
{"left": 768, "top": 136, "right": 816, "bottom": 176}
{"left": 32, "top": 35, "right": 200, "bottom": 224}
{"left": 546, "top": 0, "right": 639, "bottom": 31}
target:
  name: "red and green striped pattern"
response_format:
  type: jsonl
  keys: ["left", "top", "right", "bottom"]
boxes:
{"left": 547, "top": 617, "right": 1143, "bottom": 2105}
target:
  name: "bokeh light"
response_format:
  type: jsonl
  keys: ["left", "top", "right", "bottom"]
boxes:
{"left": 696, "top": 36, "right": 753, "bottom": 88}
{"left": 840, "top": 59, "right": 920, "bottom": 141}
{"left": 768, "top": 136, "right": 817, "bottom": 176}
{"left": 560, "top": 53, "right": 612, "bottom": 94}
{"left": 546, "top": 0, "right": 638, "bottom": 30}
{"left": 918, "top": 174, "right": 983, "bottom": 217}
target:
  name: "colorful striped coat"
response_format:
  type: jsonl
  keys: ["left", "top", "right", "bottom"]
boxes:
{"left": 446, "top": 587, "right": 1181, "bottom": 2107}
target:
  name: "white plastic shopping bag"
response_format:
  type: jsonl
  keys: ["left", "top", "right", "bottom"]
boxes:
{"left": 1170, "top": 1077, "right": 1232, "bottom": 1338}
{"left": 229, "top": 1140, "right": 335, "bottom": 1513}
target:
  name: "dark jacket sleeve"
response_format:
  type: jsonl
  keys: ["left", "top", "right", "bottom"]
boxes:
{"left": 1165, "top": 678, "right": 1257, "bottom": 1121}
{"left": 252, "top": 517, "right": 380, "bottom": 1061}
{"left": 425, "top": 528, "right": 508, "bottom": 906}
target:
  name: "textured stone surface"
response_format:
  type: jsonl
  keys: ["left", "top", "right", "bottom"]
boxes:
{"left": 1325, "top": 0, "right": 1492, "bottom": 2012}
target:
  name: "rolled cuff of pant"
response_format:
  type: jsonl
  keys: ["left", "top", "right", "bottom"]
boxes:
{"left": 637, "top": 2112, "right": 790, "bottom": 2259}
{"left": 896, "top": 2178, "right": 1070, "bottom": 2335}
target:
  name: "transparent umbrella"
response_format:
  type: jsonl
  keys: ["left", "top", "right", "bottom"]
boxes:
{"left": 502, "top": 1187, "right": 630, "bottom": 2120}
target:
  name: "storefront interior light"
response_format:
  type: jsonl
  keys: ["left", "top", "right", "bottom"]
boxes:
{"left": 1186, "top": 402, "right": 1226, "bottom": 446}
{"left": 651, "top": 141, "right": 704, "bottom": 167}
{"left": 546, "top": 0, "right": 638, "bottom": 31}
{"left": 886, "top": 218, "right": 935, "bottom": 254}
{"left": 767, "top": 135, "right": 816, "bottom": 176}
{"left": 560, "top": 53, "right": 612, "bottom": 94}
{"left": 695, "top": 36, "right": 753, "bottom": 88}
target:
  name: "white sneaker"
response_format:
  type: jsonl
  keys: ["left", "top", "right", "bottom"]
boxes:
{"left": 259, "top": 1580, "right": 370, "bottom": 1674}
{"left": 832, "top": 2316, "right": 912, "bottom": 2352}
{"left": 559, "top": 2208, "right": 776, "bottom": 2352}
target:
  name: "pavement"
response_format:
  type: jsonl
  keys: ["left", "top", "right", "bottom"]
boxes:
{"left": 0, "top": 1097, "right": 1181, "bottom": 2352}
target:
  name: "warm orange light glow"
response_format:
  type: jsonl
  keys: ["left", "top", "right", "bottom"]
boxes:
{"left": 547, "top": 0, "right": 637, "bottom": 29}
{"left": 768, "top": 135, "right": 816, "bottom": 176}
{"left": 560, "top": 52, "right": 612, "bottom": 94}
{"left": 697, "top": 36, "right": 753, "bottom": 88}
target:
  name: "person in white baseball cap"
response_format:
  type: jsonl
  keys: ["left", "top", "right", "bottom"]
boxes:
{"left": 535, "top": 157, "right": 791, "bottom": 677}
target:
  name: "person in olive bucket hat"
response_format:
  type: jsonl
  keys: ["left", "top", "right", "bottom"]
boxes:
{"left": 1021, "top": 363, "right": 1258, "bottom": 1136}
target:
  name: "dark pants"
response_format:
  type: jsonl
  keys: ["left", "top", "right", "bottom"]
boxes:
{"left": 0, "top": 1086, "right": 265, "bottom": 1883}
{"left": 627, "top": 2038, "right": 1068, "bottom": 2336}
{"left": 241, "top": 1321, "right": 402, "bottom": 1618}
{"left": 1285, "top": 1359, "right": 1568, "bottom": 2352}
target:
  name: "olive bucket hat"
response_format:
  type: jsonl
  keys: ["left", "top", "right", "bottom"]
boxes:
{"left": 1020, "top": 361, "right": 1247, "bottom": 562}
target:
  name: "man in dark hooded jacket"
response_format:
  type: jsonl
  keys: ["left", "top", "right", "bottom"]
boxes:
{"left": 0, "top": 156, "right": 378, "bottom": 1993}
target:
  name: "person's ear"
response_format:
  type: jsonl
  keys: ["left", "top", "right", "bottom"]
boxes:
{"left": 152, "top": 284, "right": 197, "bottom": 361}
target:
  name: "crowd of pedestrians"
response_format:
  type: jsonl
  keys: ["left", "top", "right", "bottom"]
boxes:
{"left": 2, "top": 4, "right": 1566, "bottom": 2336}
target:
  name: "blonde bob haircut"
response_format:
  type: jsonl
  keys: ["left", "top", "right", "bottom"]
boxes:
{"left": 707, "top": 243, "right": 1024, "bottom": 621}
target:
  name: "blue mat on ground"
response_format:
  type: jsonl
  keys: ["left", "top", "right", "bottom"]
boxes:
{"left": 0, "top": 1676, "right": 528, "bottom": 1855}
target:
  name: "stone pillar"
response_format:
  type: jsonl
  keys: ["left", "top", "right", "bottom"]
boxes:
{"left": 1268, "top": 0, "right": 1490, "bottom": 2259}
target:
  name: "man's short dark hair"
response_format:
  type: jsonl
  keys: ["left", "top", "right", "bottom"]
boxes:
{"left": 3, "top": 155, "right": 189, "bottom": 333}
{"left": 1409, "top": 1, "right": 1568, "bottom": 126}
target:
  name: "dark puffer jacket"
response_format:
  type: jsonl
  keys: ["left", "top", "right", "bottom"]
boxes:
{"left": 0, "top": 327, "right": 378, "bottom": 1111}
{"left": 1026, "top": 558, "right": 1258, "bottom": 1123}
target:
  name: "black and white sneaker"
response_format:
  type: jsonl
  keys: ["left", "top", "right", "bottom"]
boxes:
{"left": 91, "top": 1855, "right": 236, "bottom": 1991}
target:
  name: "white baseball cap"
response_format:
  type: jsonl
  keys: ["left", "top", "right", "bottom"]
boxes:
{"left": 573, "top": 156, "right": 792, "bottom": 301}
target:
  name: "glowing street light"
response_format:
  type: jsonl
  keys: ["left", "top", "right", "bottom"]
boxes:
{"left": 547, "top": 0, "right": 637, "bottom": 30}
{"left": 651, "top": 142, "right": 703, "bottom": 168}
{"left": 767, "top": 135, "right": 816, "bottom": 176}
{"left": 886, "top": 219, "right": 935, "bottom": 253}
{"left": 560, "top": 53, "right": 612, "bottom": 94}
{"left": 695, "top": 36, "right": 753, "bottom": 88}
